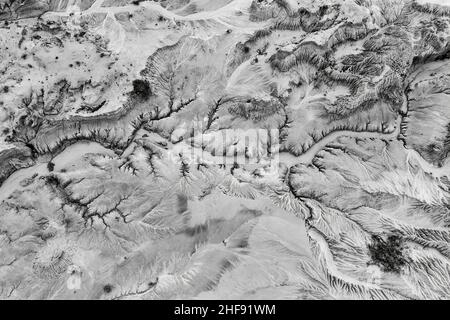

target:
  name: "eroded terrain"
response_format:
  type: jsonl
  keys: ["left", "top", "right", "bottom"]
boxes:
{"left": 0, "top": 0, "right": 450, "bottom": 299}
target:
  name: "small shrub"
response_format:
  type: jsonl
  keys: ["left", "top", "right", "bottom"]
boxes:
{"left": 131, "top": 79, "right": 151, "bottom": 100}
{"left": 47, "top": 161, "right": 55, "bottom": 172}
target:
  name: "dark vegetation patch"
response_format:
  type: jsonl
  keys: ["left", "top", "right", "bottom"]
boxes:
{"left": 368, "top": 234, "right": 407, "bottom": 273}
{"left": 131, "top": 79, "right": 151, "bottom": 100}
{"left": 420, "top": 123, "right": 450, "bottom": 167}
{"left": 47, "top": 161, "right": 55, "bottom": 172}
{"left": 103, "top": 284, "right": 113, "bottom": 293}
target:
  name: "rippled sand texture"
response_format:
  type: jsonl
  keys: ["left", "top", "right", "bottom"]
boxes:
{"left": 1, "top": 0, "right": 450, "bottom": 300}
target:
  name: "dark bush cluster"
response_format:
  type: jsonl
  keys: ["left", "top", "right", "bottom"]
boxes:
{"left": 368, "top": 234, "right": 407, "bottom": 273}
{"left": 131, "top": 79, "right": 151, "bottom": 100}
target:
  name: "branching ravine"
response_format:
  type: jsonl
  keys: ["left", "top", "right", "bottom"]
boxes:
{"left": 121, "top": 95, "right": 197, "bottom": 156}
{"left": 44, "top": 175, "right": 131, "bottom": 228}
{"left": 111, "top": 279, "right": 158, "bottom": 300}
{"left": 282, "top": 115, "right": 403, "bottom": 165}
